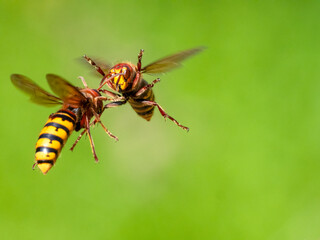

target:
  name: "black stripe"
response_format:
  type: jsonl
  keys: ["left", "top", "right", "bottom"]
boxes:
{"left": 45, "top": 122, "right": 70, "bottom": 135}
{"left": 133, "top": 104, "right": 153, "bottom": 111}
{"left": 129, "top": 101, "right": 141, "bottom": 108}
{"left": 38, "top": 133, "right": 64, "bottom": 145}
{"left": 51, "top": 114, "right": 75, "bottom": 126}
{"left": 138, "top": 108, "right": 154, "bottom": 116}
{"left": 57, "top": 110, "right": 77, "bottom": 122}
{"left": 37, "top": 160, "right": 54, "bottom": 165}
{"left": 133, "top": 105, "right": 154, "bottom": 112}
{"left": 140, "top": 89, "right": 153, "bottom": 99}
{"left": 36, "top": 147, "right": 58, "bottom": 155}
{"left": 130, "top": 92, "right": 154, "bottom": 105}
{"left": 129, "top": 99, "right": 151, "bottom": 108}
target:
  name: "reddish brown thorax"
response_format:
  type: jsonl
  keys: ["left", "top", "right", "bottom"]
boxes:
{"left": 108, "top": 63, "right": 136, "bottom": 92}
{"left": 76, "top": 88, "right": 103, "bottom": 129}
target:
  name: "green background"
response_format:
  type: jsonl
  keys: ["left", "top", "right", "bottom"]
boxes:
{"left": 1, "top": 0, "right": 320, "bottom": 239}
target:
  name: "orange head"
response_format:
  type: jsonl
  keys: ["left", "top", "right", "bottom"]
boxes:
{"left": 108, "top": 63, "right": 136, "bottom": 93}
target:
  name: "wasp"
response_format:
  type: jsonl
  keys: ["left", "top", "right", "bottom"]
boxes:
{"left": 83, "top": 47, "right": 204, "bottom": 131}
{"left": 11, "top": 73, "right": 121, "bottom": 174}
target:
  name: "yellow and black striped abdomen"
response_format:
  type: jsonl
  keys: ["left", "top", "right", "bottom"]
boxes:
{"left": 129, "top": 82, "right": 155, "bottom": 121}
{"left": 35, "top": 109, "right": 76, "bottom": 174}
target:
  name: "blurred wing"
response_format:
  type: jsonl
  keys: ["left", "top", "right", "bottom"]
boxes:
{"left": 46, "top": 74, "right": 86, "bottom": 106}
{"left": 141, "top": 47, "right": 205, "bottom": 74}
{"left": 11, "top": 74, "right": 62, "bottom": 106}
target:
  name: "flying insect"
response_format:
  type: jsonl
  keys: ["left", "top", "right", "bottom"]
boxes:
{"left": 84, "top": 47, "right": 205, "bottom": 131}
{"left": 11, "top": 74, "right": 119, "bottom": 174}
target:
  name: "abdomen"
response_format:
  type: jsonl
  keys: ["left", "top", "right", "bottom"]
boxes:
{"left": 128, "top": 80, "right": 155, "bottom": 121}
{"left": 35, "top": 109, "right": 76, "bottom": 174}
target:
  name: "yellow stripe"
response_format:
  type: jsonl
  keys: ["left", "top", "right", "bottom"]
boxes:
{"left": 35, "top": 114, "right": 75, "bottom": 164}
{"left": 35, "top": 138, "right": 62, "bottom": 150}
{"left": 48, "top": 117, "right": 74, "bottom": 132}
{"left": 140, "top": 112, "right": 153, "bottom": 121}
{"left": 39, "top": 126, "right": 69, "bottom": 140}
{"left": 141, "top": 89, "right": 152, "bottom": 99}
{"left": 35, "top": 151, "right": 57, "bottom": 161}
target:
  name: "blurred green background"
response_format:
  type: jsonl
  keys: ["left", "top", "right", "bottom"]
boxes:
{"left": 1, "top": 0, "right": 320, "bottom": 239}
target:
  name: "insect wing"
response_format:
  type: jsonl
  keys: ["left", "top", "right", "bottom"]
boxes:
{"left": 46, "top": 74, "right": 86, "bottom": 107}
{"left": 142, "top": 47, "right": 205, "bottom": 74}
{"left": 11, "top": 74, "right": 62, "bottom": 106}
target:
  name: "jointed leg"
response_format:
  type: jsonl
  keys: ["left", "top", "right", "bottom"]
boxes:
{"left": 90, "top": 107, "right": 119, "bottom": 141}
{"left": 85, "top": 115, "right": 99, "bottom": 162}
{"left": 137, "top": 49, "right": 144, "bottom": 71}
{"left": 70, "top": 128, "right": 87, "bottom": 151}
{"left": 139, "top": 100, "right": 189, "bottom": 131}
{"left": 135, "top": 78, "right": 160, "bottom": 97}
{"left": 99, "top": 89, "right": 122, "bottom": 99}
{"left": 83, "top": 55, "right": 106, "bottom": 77}
{"left": 103, "top": 100, "right": 127, "bottom": 110}
{"left": 131, "top": 49, "right": 144, "bottom": 89}
{"left": 97, "top": 73, "right": 125, "bottom": 90}
{"left": 78, "top": 76, "right": 88, "bottom": 88}
{"left": 93, "top": 96, "right": 114, "bottom": 109}
{"left": 94, "top": 96, "right": 111, "bottom": 102}
{"left": 70, "top": 119, "right": 98, "bottom": 151}
{"left": 32, "top": 162, "right": 37, "bottom": 170}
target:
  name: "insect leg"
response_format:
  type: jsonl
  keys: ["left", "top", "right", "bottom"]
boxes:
{"left": 83, "top": 55, "right": 106, "bottom": 77}
{"left": 90, "top": 107, "right": 119, "bottom": 141}
{"left": 103, "top": 100, "right": 127, "bottom": 110}
{"left": 85, "top": 115, "right": 99, "bottom": 162}
{"left": 95, "top": 96, "right": 110, "bottom": 101}
{"left": 70, "top": 116, "right": 100, "bottom": 162}
{"left": 32, "top": 162, "right": 37, "bottom": 170}
{"left": 139, "top": 100, "right": 189, "bottom": 131}
{"left": 135, "top": 78, "right": 160, "bottom": 97}
{"left": 137, "top": 49, "right": 144, "bottom": 72}
{"left": 93, "top": 96, "right": 110, "bottom": 109}
{"left": 131, "top": 49, "right": 145, "bottom": 89}
{"left": 99, "top": 89, "right": 122, "bottom": 99}
{"left": 70, "top": 128, "right": 87, "bottom": 151}
{"left": 70, "top": 115, "right": 101, "bottom": 151}
{"left": 97, "top": 73, "right": 125, "bottom": 90}
{"left": 78, "top": 76, "right": 88, "bottom": 88}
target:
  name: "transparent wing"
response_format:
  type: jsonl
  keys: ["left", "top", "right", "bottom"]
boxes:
{"left": 11, "top": 74, "right": 62, "bottom": 106}
{"left": 141, "top": 47, "right": 205, "bottom": 74}
{"left": 46, "top": 74, "right": 86, "bottom": 107}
